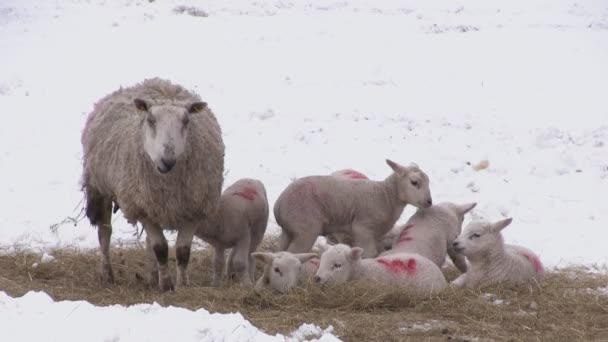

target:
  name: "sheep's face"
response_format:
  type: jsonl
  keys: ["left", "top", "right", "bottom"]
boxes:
{"left": 315, "top": 244, "right": 362, "bottom": 286}
{"left": 386, "top": 159, "right": 432, "bottom": 208}
{"left": 253, "top": 252, "right": 317, "bottom": 293}
{"left": 135, "top": 99, "right": 206, "bottom": 174}
{"left": 453, "top": 218, "right": 512, "bottom": 258}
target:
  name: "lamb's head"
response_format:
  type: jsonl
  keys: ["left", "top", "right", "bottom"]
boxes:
{"left": 439, "top": 202, "right": 477, "bottom": 225}
{"left": 252, "top": 251, "right": 317, "bottom": 293}
{"left": 134, "top": 98, "right": 207, "bottom": 174}
{"left": 314, "top": 244, "right": 363, "bottom": 286}
{"left": 386, "top": 159, "right": 432, "bottom": 208}
{"left": 453, "top": 218, "right": 512, "bottom": 259}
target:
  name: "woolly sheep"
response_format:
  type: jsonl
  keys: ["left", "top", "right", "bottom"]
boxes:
{"left": 380, "top": 202, "right": 477, "bottom": 273}
{"left": 196, "top": 178, "right": 268, "bottom": 287}
{"left": 81, "top": 78, "right": 224, "bottom": 291}
{"left": 314, "top": 244, "right": 447, "bottom": 296}
{"left": 275, "top": 159, "right": 433, "bottom": 258}
{"left": 451, "top": 218, "right": 545, "bottom": 289}
{"left": 252, "top": 251, "right": 319, "bottom": 293}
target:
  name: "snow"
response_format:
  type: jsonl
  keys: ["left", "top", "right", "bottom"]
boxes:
{"left": 1, "top": 0, "right": 607, "bottom": 339}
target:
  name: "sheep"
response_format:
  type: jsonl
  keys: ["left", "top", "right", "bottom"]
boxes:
{"left": 195, "top": 178, "right": 268, "bottom": 287}
{"left": 380, "top": 202, "right": 477, "bottom": 273}
{"left": 275, "top": 159, "right": 433, "bottom": 258}
{"left": 314, "top": 244, "right": 447, "bottom": 296}
{"left": 252, "top": 251, "right": 319, "bottom": 293}
{"left": 451, "top": 218, "right": 545, "bottom": 289}
{"left": 326, "top": 168, "right": 369, "bottom": 247}
{"left": 81, "top": 78, "right": 225, "bottom": 291}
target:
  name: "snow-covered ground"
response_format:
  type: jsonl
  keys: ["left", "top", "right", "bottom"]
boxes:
{"left": 1, "top": 0, "right": 607, "bottom": 340}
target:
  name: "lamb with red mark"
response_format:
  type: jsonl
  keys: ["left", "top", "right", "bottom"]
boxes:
{"left": 332, "top": 169, "right": 369, "bottom": 180}
{"left": 314, "top": 244, "right": 447, "bottom": 297}
{"left": 234, "top": 186, "right": 258, "bottom": 201}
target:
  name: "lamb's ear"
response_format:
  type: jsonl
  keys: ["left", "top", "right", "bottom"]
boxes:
{"left": 251, "top": 252, "right": 274, "bottom": 265}
{"left": 491, "top": 218, "right": 513, "bottom": 232}
{"left": 386, "top": 159, "right": 406, "bottom": 173}
{"left": 349, "top": 247, "right": 364, "bottom": 261}
{"left": 133, "top": 98, "right": 149, "bottom": 112}
{"left": 295, "top": 253, "right": 318, "bottom": 263}
{"left": 458, "top": 202, "right": 477, "bottom": 215}
{"left": 188, "top": 101, "right": 207, "bottom": 114}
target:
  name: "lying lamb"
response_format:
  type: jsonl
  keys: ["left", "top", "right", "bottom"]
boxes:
{"left": 315, "top": 244, "right": 447, "bottom": 296}
{"left": 380, "top": 202, "right": 477, "bottom": 273}
{"left": 196, "top": 178, "right": 268, "bottom": 286}
{"left": 252, "top": 251, "right": 319, "bottom": 293}
{"left": 451, "top": 218, "right": 545, "bottom": 289}
{"left": 275, "top": 159, "right": 433, "bottom": 258}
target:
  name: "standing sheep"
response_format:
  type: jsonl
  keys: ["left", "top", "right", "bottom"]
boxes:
{"left": 314, "top": 244, "right": 447, "bottom": 296}
{"left": 326, "top": 168, "right": 369, "bottom": 246}
{"left": 451, "top": 218, "right": 545, "bottom": 289}
{"left": 196, "top": 178, "right": 268, "bottom": 287}
{"left": 275, "top": 159, "right": 433, "bottom": 258}
{"left": 252, "top": 251, "right": 319, "bottom": 293}
{"left": 81, "top": 78, "right": 224, "bottom": 291}
{"left": 380, "top": 202, "right": 477, "bottom": 273}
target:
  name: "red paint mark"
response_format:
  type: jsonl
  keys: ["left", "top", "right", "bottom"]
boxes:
{"left": 308, "top": 259, "right": 320, "bottom": 267}
{"left": 376, "top": 258, "right": 417, "bottom": 275}
{"left": 234, "top": 186, "right": 258, "bottom": 201}
{"left": 523, "top": 253, "right": 544, "bottom": 276}
{"left": 343, "top": 170, "right": 368, "bottom": 180}
{"left": 396, "top": 224, "right": 415, "bottom": 244}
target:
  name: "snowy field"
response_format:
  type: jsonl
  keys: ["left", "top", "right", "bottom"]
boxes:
{"left": 1, "top": 0, "right": 607, "bottom": 340}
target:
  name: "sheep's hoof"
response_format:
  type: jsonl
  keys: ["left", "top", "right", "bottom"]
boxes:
{"left": 149, "top": 271, "right": 159, "bottom": 287}
{"left": 159, "top": 276, "right": 174, "bottom": 292}
{"left": 177, "top": 274, "right": 190, "bottom": 287}
{"left": 100, "top": 265, "right": 115, "bottom": 285}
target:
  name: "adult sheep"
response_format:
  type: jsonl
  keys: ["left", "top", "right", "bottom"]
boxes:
{"left": 81, "top": 78, "right": 224, "bottom": 291}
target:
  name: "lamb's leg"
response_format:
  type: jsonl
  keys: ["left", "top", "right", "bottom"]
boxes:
{"left": 248, "top": 227, "right": 266, "bottom": 282}
{"left": 145, "top": 234, "right": 159, "bottom": 287}
{"left": 277, "top": 230, "right": 291, "bottom": 251}
{"left": 175, "top": 222, "right": 196, "bottom": 287}
{"left": 229, "top": 233, "right": 253, "bottom": 287}
{"left": 142, "top": 219, "right": 173, "bottom": 292}
{"left": 286, "top": 230, "right": 319, "bottom": 254}
{"left": 212, "top": 246, "right": 225, "bottom": 287}
{"left": 447, "top": 244, "right": 468, "bottom": 273}
{"left": 352, "top": 224, "right": 378, "bottom": 258}
{"left": 96, "top": 197, "right": 114, "bottom": 285}
{"left": 451, "top": 273, "right": 466, "bottom": 288}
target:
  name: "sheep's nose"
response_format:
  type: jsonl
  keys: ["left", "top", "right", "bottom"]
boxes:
{"left": 161, "top": 158, "right": 176, "bottom": 172}
{"left": 427, "top": 199, "right": 433, "bottom": 206}
{"left": 314, "top": 276, "right": 321, "bottom": 283}
{"left": 452, "top": 241, "right": 459, "bottom": 247}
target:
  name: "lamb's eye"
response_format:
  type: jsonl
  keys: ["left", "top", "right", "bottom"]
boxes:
{"left": 147, "top": 115, "right": 156, "bottom": 126}
{"left": 333, "top": 263, "right": 341, "bottom": 269}
{"left": 274, "top": 267, "right": 282, "bottom": 276}
{"left": 410, "top": 180, "right": 419, "bottom": 187}
{"left": 182, "top": 115, "right": 190, "bottom": 126}
{"left": 470, "top": 233, "right": 481, "bottom": 240}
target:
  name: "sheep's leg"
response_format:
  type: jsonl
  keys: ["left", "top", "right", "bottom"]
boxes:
{"left": 286, "top": 230, "right": 319, "bottom": 254}
{"left": 447, "top": 245, "right": 468, "bottom": 273}
{"left": 248, "top": 227, "right": 265, "bottom": 282}
{"left": 451, "top": 274, "right": 466, "bottom": 288}
{"left": 175, "top": 222, "right": 196, "bottom": 287}
{"left": 229, "top": 233, "right": 253, "bottom": 287}
{"left": 96, "top": 197, "right": 114, "bottom": 285}
{"left": 352, "top": 224, "right": 378, "bottom": 258}
{"left": 277, "top": 230, "right": 291, "bottom": 251}
{"left": 142, "top": 219, "right": 173, "bottom": 292}
{"left": 145, "top": 234, "right": 159, "bottom": 287}
{"left": 211, "top": 246, "right": 225, "bottom": 287}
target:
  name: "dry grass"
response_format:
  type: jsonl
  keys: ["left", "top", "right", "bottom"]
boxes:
{"left": 1, "top": 240, "right": 607, "bottom": 341}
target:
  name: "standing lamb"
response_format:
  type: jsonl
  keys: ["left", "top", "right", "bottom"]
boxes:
{"left": 451, "top": 218, "right": 545, "bottom": 289}
{"left": 314, "top": 244, "right": 447, "bottom": 296}
{"left": 252, "top": 251, "right": 319, "bottom": 293}
{"left": 380, "top": 202, "right": 477, "bottom": 273}
{"left": 326, "top": 168, "right": 369, "bottom": 246}
{"left": 275, "top": 159, "right": 433, "bottom": 258}
{"left": 195, "top": 178, "right": 268, "bottom": 287}
{"left": 81, "top": 78, "right": 224, "bottom": 291}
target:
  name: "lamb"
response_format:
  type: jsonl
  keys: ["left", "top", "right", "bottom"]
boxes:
{"left": 314, "top": 244, "right": 447, "bottom": 296}
{"left": 380, "top": 202, "right": 477, "bottom": 273}
{"left": 252, "top": 251, "right": 319, "bottom": 293}
{"left": 81, "top": 78, "right": 224, "bottom": 291}
{"left": 326, "top": 168, "right": 369, "bottom": 246}
{"left": 275, "top": 159, "right": 433, "bottom": 258}
{"left": 195, "top": 178, "right": 268, "bottom": 287}
{"left": 451, "top": 218, "right": 545, "bottom": 289}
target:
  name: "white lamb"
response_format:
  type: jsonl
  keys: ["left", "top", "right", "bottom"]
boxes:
{"left": 275, "top": 159, "right": 433, "bottom": 258}
{"left": 252, "top": 251, "right": 319, "bottom": 293}
{"left": 380, "top": 202, "right": 477, "bottom": 273}
{"left": 195, "top": 178, "right": 268, "bottom": 286}
{"left": 315, "top": 244, "right": 447, "bottom": 296}
{"left": 451, "top": 218, "right": 545, "bottom": 289}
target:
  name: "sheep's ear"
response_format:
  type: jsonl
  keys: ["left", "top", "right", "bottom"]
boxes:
{"left": 251, "top": 252, "right": 274, "bottom": 265}
{"left": 133, "top": 98, "right": 149, "bottom": 112}
{"left": 295, "top": 253, "right": 318, "bottom": 263}
{"left": 349, "top": 247, "right": 364, "bottom": 261}
{"left": 458, "top": 202, "right": 477, "bottom": 215}
{"left": 491, "top": 218, "right": 513, "bottom": 232}
{"left": 386, "top": 159, "right": 406, "bottom": 173}
{"left": 188, "top": 101, "right": 207, "bottom": 114}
